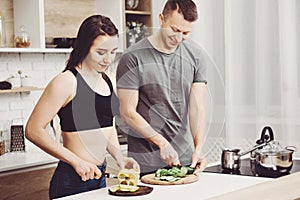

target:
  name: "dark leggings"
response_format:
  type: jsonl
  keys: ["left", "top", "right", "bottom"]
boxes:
{"left": 49, "top": 161, "right": 106, "bottom": 199}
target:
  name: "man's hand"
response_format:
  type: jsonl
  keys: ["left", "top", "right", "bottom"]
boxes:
{"left": 159, "top": 142, "right": 181, "bottom": 166}
{"left": 190, "top": 152, "right": 207, "bottom": 174}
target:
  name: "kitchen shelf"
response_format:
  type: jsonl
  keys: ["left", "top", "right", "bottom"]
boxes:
{"left": 125, "top": 10, "right": 152, "bottom": 15}
{"left": 0, "top": 48, "right": 72, "bottom": 53}
{"left": 0, "top": 86, "right": 44, "bottom": 94}
{"left": 0, "top": 48, "right": 123, "bottom": 54}
{"left": 123, "top": 0, "right": 153, "bottom": 48}
{"left": 96, "top": 0, "right": 153, "bottom": 50}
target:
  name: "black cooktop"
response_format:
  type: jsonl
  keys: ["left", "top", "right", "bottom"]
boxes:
{"left": 204, "top": 158, "right": 300, "bottom": 178}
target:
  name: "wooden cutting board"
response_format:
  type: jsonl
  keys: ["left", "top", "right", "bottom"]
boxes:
{"left": 141, "top": 173, "right": 199, "bottom": 185}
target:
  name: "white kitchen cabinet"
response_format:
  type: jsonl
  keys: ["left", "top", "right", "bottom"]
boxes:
{"left": 1, "top": 0, "right": 71, "bottom": 52}
{"left": 13, "top": 0, "right": 45, "bottom": 49}
{"left": 10, "top": 0, "right": 92, "bottom": 51}
{"left": 0, "top": 0, "right": 162, "bottom": 53}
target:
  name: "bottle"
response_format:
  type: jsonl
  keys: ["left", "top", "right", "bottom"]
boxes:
{"left": 0, "top": 11, "right": 6, "bottom": 47}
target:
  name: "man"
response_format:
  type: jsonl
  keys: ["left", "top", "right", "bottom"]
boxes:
{"left": 117, "top": 0, "right": 207, "bottom": 175}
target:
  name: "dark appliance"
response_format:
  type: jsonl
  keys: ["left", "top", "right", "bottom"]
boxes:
{"left": 206, "top": 126, "right": 299, "bottom": 178}
{"left": 204, "top": 158, "right": 300, "bottom": 178}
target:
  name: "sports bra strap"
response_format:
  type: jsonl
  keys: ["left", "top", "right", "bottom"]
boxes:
{"left": 101, "top": 72, "right": 113, "bottom": 93}
{"left": 69, "top": 67, "right": 78, "bottom": 76}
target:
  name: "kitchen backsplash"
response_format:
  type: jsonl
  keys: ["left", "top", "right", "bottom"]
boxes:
{"left": 0, "top": 52, "right": 69, "bottom": 125}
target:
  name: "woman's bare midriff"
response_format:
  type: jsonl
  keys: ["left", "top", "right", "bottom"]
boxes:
{"left": 61, "top": 126, "right": 114, "bottom": 166}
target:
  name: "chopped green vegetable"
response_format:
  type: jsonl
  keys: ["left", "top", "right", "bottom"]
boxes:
{"left": 154, "top": 166, "right": 194, "bottom": 182}
{"left": 176, "top": 172, "right": 186, "bottom": 177}
{"left": 180, "top": 166, "right": 188, "bottom": 174}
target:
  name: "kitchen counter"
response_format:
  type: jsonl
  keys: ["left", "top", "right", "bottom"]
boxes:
{"left": 0, "top": 142, "right": 58, "bottom": 175}
{"left": 55, "top": 172, "right": 272, "bottom": 200}
{"left": 0, "top": 143, "right": 127, "bottom": 176}
{"left": 209, "top": 171, "right": 300, "bottom": 200}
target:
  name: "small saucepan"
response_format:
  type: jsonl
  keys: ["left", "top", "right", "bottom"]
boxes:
{"left": 221, "top": 142, "right": 268, "bottom": 170}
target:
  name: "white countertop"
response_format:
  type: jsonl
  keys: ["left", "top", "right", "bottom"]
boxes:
{"left": 208, "top": 171, "right": 300, "bottom": 200}
{"left": 55, "top": 172, "right": 272, "bottom": 200}
{"left": 0, "top": 142, "right": 58, "bottom": 174}
{"left": 0, "top": 143, "right": 127, "bottom": 175}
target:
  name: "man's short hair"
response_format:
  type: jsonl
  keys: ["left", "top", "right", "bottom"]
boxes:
{"left": 162, "top": 0, "right": 198, "bottom": 22}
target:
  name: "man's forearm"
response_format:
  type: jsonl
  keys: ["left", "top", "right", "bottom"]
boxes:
{"left": 189, "top": 107, "right": 206, "bottom": 152}
{"left": 121, "top": 110, "right": 168, "bottom": 148}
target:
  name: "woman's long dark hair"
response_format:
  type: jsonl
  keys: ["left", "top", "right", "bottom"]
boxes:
{"left": 64, "top": 15, "right": 119, "bottom": 71}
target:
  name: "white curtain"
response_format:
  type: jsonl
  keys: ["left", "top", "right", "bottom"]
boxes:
{"left": 193, "top": 0, "right": 300, "bottom": 161}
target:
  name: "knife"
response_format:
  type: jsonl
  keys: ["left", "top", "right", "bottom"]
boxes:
{"left": 104, "top": 172, "right": 118, "bottom": 179}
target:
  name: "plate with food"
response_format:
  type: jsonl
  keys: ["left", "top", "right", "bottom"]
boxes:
{"left": 141, "top": 166, "right": 199, "bottom": 185}
{"left": 108, "top": 169, "right": 153, "bottom": 196}
{"left": 108, "top": 185, "right": 153, "bottom": 196}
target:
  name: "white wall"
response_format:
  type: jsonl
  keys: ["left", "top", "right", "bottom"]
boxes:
{"left": 0, "top": 53, "right": 68, "bottom": 126}
{"left": 151, "top": 0, "right": 165, "bottom": 29}
{"left": 191, "top": 0, "right": 227, "bottom": 161}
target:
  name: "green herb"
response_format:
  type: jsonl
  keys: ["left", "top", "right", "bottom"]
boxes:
{"left": 154, "top": 166, "right": 195, "bottom": 182}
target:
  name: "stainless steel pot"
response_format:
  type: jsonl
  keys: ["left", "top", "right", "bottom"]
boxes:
{"left": 222, "top": 126, "right": 275, "bottom": 170}
{"left": 253, "top": 145, "right": 296, "bottom": 176}
{"left": 221, "top": 142, "right": 268, "bottom": 170}
{"left": 221, "top": 148, "right": 241, "bottom": 170}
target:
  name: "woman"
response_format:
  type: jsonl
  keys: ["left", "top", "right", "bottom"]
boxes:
{"left": 25, "top": 15, "right": 139, "bottom": 199}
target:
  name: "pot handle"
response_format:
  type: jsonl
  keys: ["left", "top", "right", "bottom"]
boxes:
{"left": 256, "top": 126, "right": 274, "bottom": 145}
{"left": 286, "top": 146, "right": 297, "bottom": 152}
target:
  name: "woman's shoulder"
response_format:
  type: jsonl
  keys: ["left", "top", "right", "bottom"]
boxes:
{"left": 45, "top": 70, "right": 77, "bottom": 97}
{"left": 52, "top": 70, "right": 76, "bottom": 87}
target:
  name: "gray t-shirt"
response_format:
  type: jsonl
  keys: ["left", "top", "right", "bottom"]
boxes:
{"left": 117, "top": 38, "right": 207, "bottom": 173}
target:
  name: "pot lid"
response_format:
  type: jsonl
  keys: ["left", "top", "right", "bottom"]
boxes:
{"left": 259, "top": 148, "right": 293, "bottom": 156}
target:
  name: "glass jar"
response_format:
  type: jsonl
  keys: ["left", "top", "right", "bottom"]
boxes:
{"left": 0, "top": 131, "right": 5, "bottom": 156}
{"left": 15, "top": 25, "right": 30, "bottom": 48}
{"left": 0, "top": 120, "right": 11, "bottom": 153}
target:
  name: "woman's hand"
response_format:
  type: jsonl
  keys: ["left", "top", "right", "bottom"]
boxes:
{"left": 73, "top": 160, "right": 102, "bottom": 181}
{"left": 118, "top": 157, "right": 140, "bottom": 172}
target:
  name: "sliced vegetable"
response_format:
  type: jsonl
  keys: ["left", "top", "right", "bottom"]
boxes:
{"left": 182, "top": 166, "right": 195, "bottom": 174}
{"left": 154, "top": 166, "right": 194, "bottom": 182}
{"left": 180, "top": 166, "right": 188, "bottom": 174}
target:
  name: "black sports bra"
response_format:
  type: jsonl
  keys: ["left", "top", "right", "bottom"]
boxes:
{"left": 57, "top": 68, "right": 115, "bottom": 132}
